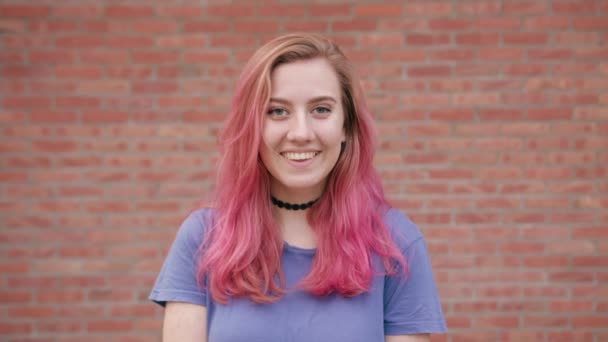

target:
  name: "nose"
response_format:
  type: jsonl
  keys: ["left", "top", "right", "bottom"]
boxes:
{"left": 286, "top": 111, "right": 313, "bottom": 142}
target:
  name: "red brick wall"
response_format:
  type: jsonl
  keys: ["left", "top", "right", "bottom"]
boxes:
{"left": 1, "top": 1, "right": 607, "bottom": 341}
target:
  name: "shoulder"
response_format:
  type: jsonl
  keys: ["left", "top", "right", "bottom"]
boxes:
{"left": 382, "top": 208, "right": 423, "bottom": 252}
{"left": 176, "top": 207, "right": 214, "bottom": 247}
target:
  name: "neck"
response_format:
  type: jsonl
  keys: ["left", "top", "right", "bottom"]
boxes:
{"left": 272, "top": 203, "right": 316, "bottom": 249}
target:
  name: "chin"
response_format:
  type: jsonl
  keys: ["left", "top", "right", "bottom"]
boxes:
{"left": 275, "top": 176, "right": 327, "bottom": 194}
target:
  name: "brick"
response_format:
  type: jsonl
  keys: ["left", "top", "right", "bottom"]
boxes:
{"left": 407, "top": 33, "right": 450, "bottom": 45}
{"left": 575, "top": 47, "right": 608, "bottom": 59}
{"left": 573, "top": 256, "right": 608, "bottom": 268}
{"left": 503, "top": 33, "right": 549, "bottom": 45}
{"left": 3, "top": 96, "right": 51, "bottom": 109}
{"left": 31, "top": 80, "right": 77, "bottom": 93}
{"left": 157, "top": 34, "right": 206, "bottom": 49}
{"left": 432, "top": 49, "right": 475, "bottom": 61}
{"left": 479, "top": 109, "right": 524, "bottom": 120}
{"left": 132, "top": 51, "right": 179, "bottom": 64}
{"left": 0, "top": 111, "right": 26, "bottom": 123}
{"left": 29, "top": 50, "right": 75, "bottom": 64}
{"left": 553, "top": 0, "right": 596, "bottom": 13}
{"left": 429, "top": 18, "right": 471, "bottom": 31}
{"left": 104, "top": 5, "right": 153, "bottom": 17}
{"left": 573, "top": 17, "right": 608, "bottom": 30}
{"left": 29, "top": 20, "right": 77, "bottom": 33}
{"left": 0, "top": 291, "right": 31, "bottom": 303}
{"left": 554, "top": 31, "right": 597, "bottom": 45}
{"left": 456, "top": 213, "right": 499, "bottom": 224}
{"left": 457, "top": 1, "right": 501, "bottom": 14}
{"left": 454, "top": 93, "right": 500, "bottom": 106}
{"left": 428, "top": 80, "right": 473, "bottom": 91}
{"left": 261, "top": 4, "right": 307, "bottom": 16}
{"left": 80, "top": 50, "right": 129, "bottom": 64}
{"left": 55, "top": 66, "right": 103, "bottom": 79}
{"left": 403, "top": 2, "right": 452, "bottom": 16}
{"left": 56, "top": 96, "right": 101, "bottom": 109}
{"left": 132, "top": 81, "right": 178, "bottom": 94}
{"left": 549, "top": 271, "right": 594, "bottom": 282}
{"left": 9, "top": 306, "right": 54, "bottom": 318}
{"left": 402, "top": 94, "right": 450, "bottom": 106}
{"left": 332, "top": 19, "right": 377, "bottom": 32}
{"left": 523, "top": 256, "right": 570, "bottom": 268}
{"left": 0, "top": 5, "right": 50, "bottom": 17}
{"left": 284, "top": 20, "right": 328, "bottom": 32}
{"left": 474, "top": 17, "right": 520, "bottom": 30}
{"left": 131, "top": 19, "right": 178, "bottom": 33}
{"left": 501, "top": 241, "right": 545, "bottom": 254}
{"left": 475, "top": 316, "right": 519, "bottom": 328}
{"left": 106, "top": 66, "right": 153, "bottom": 79}
{"left": 0, "top": 141, "right": 27, "bottom": 154}
{"left": 446, "top": 316, "right": 472, "bottom": 328}
{"left": 503, "top": 1, "right": 547, "bottom": 14}
{"left": 527, "top": 108, "right": 571, "bottom": 120}
{"left": 428, "top": 109, "right": 474, "bottom": 121}
{"left": 157, "top": 5, "right": 205, "bottom": 17}
{"left": 573, "top": 227, "right": 608, "bottom": 239}
{"left": 308, "top": 4, "right": 350, "bottom": 16}
{"left": 456, "top": 33, "right": 499, "bottom": 45}
{"left": 53, "top": 5, "right": 99, "bottom": 17}
{"left": 407, "top": 65, "right": 450, "bottom": 77}
{"left": 234, "top": 21, "right": 280, "bottom": 33}
{"left": 524, "top": 316, "right": 568, "bottom": 327}
{"left": 524, "top": 197, "right": 569, "bottom": 209}
{"left": 360, "top": 33, "right": 402, "bottom": 48}
{"left": 572, "top": 316, "right": 608, "bottom": 328}
{"left": 354, "top": 4, "right": 401, "bottom": 16}
{"left": 39, "top": 321, "right": 82, "bottom": 333}
{"left": 38, "top": 290, "right": 84, "bottom": 303}
{"left": 528, "top": 49, "right": 573, "bottom": 60}
{"left": 55, "top": 35, "right": 106, "bottom": 48}
{"left": 548, "top": 332, "right": 594, "bottom": 342}
{"left": 182, "top": 51, "right": 229, "bottom": 63}
{"left": 106, "top": 35, "right": 155, "bottom": 48}
{"left": 111, "top": 304, "right": 156, "bottom": 317}
{"left": 476, "top": 198, "right": 520, "bottom": 208}
{"left": 523, "top": 16, "right": 570, "bottom": 30}
{"left": 78, "top": 81, "right": 129, "bottom": 94}
{"left": 87, "top": 320, "right": 133, "bottom": 332}
{"left": 183, "top": 20, "right": 231, "bottom": 33}
{"left": 0, "top": 322, "right": 31, "bottom": 334}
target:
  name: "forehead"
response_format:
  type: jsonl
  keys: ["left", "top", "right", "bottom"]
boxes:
{"left": 270, "top": 58, "right": 341, "bottom": 101}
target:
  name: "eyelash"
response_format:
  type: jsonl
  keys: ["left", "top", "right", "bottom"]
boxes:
{"left": 266, "top": 106, "right": 332, "bottom": 116}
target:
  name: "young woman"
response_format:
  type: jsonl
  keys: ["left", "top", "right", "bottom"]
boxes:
{"left": 150, "top": 33, "right": 446, "bottom": 341}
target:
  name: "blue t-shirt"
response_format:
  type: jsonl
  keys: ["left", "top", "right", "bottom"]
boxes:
{"left": 150, "top": 208, "right": 446, "bottom": 341}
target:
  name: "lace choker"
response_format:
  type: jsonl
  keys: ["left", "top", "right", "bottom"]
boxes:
{"left": 270, "top": 196, "right": 318, "bottom": 210}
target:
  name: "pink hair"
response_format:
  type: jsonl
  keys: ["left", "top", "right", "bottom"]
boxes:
{"left": 197, "top": 33, "right": 407, "bottom": 304}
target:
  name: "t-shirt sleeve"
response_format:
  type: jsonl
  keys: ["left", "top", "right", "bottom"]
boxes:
{"left": 383, "top": 210, "right": 447, "bottom": 335}
{"left": 149, "top": 209, "right": 209, "bottom": 307}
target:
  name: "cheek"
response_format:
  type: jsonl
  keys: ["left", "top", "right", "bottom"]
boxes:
{"left": 261, "top": 121, "right": 282, "bottom": 148}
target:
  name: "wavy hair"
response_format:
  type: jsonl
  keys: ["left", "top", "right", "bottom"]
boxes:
{"left": 198, "top": 33, "right": 407, "bottom": 304}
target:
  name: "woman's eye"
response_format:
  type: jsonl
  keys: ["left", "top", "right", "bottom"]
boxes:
{"left": 314, "top": 107, "right": 331, "bottom": 114}
{"left": 267, "top": 108, "right": 287, "bottom": 116}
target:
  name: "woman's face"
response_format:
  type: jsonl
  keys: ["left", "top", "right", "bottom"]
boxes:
{"left": 259, "top": 57, "right": 346, "bottom": 201}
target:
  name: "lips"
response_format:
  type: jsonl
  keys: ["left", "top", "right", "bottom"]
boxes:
{"left": 281, "top": 151, "right": 320, "bottom": 161}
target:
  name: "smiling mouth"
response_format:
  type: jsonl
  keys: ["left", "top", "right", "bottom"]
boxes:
{"left": 281, "top": 151, "right": 320, "bottom": 161}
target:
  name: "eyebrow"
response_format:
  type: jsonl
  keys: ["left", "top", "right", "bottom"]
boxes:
{"left": 269, "top": 96, "right": 338, "bottom": 105}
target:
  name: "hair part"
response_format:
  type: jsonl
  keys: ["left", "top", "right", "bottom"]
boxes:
{"left": 198, "top": 33, "right": 407, "bottom": 304}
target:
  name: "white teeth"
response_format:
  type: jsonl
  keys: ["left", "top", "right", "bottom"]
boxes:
{"left": 282, "top": 152, "right": 318, "bottom": 161}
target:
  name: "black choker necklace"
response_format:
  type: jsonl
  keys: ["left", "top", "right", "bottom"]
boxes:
{"left": 271, "top": 196, "right": 318, "bottom": 210}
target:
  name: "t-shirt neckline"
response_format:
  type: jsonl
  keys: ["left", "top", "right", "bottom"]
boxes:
{"left": 283, "top": 241, "right": 316, "bottom": 255}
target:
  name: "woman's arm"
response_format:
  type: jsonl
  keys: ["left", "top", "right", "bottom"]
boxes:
{"left": 385, "top": 334, "right": 430, "bottom": 342}
{"left": 163, "top": 302, "right": 207, "bottom": 342}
